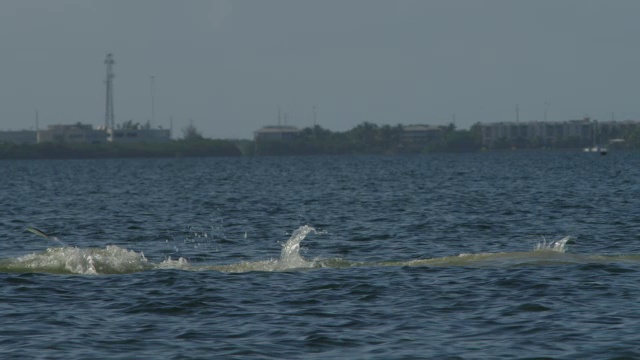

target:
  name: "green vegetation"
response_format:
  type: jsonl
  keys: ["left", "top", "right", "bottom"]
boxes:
{"left": 10, "top": 120, "right": 640, "bottom": 159}
{"left": 182, "top": 121, "right": 204, "bottom": 141}
{"left": 254, "top": 123, "right": 483, "bottom": 156}
{"left": 620, "top": 127, "right": 640, "bottom": 149}
{"left": 0, "top": 122, "right": 486, "bottom": 159}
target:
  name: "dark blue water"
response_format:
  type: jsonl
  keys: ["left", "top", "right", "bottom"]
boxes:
{"left": 2, "top": 152, "right": 640, "bottom": 358}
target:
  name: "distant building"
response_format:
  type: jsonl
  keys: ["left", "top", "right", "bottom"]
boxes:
{"left": 107, "top": 128, "right": 171, "bottom": 143}
{"left": 38, "top": 123, "right": 107, "bottom": 144}
{"left": 0, "top": 130, "right": 37, "bottom": 144}
{"left": 400, "top": 125, "right": 444, "bottom": 145}
{"left": 254, "top": 126, "right": 302, "bottom": 141}
{"left": 598, "top": 120, "right": 640, "bottom": 140}
{"left": 479, "top": 118, "right": 640, "bottom": 148}
{"left": 480, "top": 118, "right": 589, "bottom": 147}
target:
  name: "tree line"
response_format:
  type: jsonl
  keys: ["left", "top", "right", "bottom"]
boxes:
{"left": 5, "top": 120, "right": 640, "bottom": 159}
{"left": 252, "top": 123, "right": 482, "bottom": 156}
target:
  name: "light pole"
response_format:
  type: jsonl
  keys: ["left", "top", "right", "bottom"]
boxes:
{"left": 150, "top": 76, "right": 155, "bottom": 126}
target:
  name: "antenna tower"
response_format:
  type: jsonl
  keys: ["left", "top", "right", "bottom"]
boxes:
{"left": 277, "top": 106, "right": 282, "bottom": 126}
{"left": 544, "top": 101, "right": 549, "bottom": 122}
{"left": 104, "top": 53, "right": 115, "bottom": 129}
{"left": 313, "top": 106, "right": 317, "bottom": 126}
{"left": 150, "top": 75, "right": 155, "bottom": 126}
{"left": 170, "top": 115, "right": 173, "bottom": 139}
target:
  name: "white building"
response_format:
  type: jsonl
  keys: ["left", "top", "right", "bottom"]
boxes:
{"left": 479, "top": 118, "right": 595, "bottom": 147}
{"left": 400, "top": 125, "right": 444, "bottom": 145}
{"left": 37, "top": 124, "right": 107, "bottom": 144}
{"left": 35, "top": 123, "right": 171, "bottom": 144}
{"left": 254, "top": 126, "right": 302, "bottom": 141}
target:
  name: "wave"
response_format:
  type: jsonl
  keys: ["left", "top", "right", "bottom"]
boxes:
{"left": 1, "top": 227, "right": 638, "bottom": 275}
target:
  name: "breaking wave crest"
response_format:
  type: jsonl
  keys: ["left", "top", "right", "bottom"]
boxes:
{"left": 1, "top": 228, "right": 637, "bottom": 275}
{"left": 201, "top": 225, "right": 320, "bottom": 273}
{"left": 2, "top": 245, "right": 153, "bottom": 275}
{"left": 534, "top": 235, "right": 572, "bottom": 253}
{"left": 0, "top": 225, "right": 321, "bottom": 275}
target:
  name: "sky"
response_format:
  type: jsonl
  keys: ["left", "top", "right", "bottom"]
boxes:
{"left": 1, "top": 0, "right": 640, "bottom": 139}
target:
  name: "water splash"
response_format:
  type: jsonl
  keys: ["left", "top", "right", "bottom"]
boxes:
{"left": 6, "top": 230, "right": 637, "bottom": 275}
{"left": 2, "top": 225, "right": 321, "bottom": 275}
{"left": 206, "top": 225, "right": 320, "bottom": 272}
{"left": 277, "top": 225, "right": 317, "bottom": 269}
{"left": 157, "top": 256, "right": 191, "bottom": 270}
{"left": 5, "top": 245, "right": 152, "bottom": 275}
{"left": 26, "top": 227, "right": 67, "bottom": 247}
{"left": 23, "top": 223, "right": 314, "bottom": 272}
{"left": 534, "top": 236, "right": 573, "bottom": 253}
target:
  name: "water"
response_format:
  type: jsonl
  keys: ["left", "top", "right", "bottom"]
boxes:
{"left": 1, "top": 152, "right": 640, "bottom": 358}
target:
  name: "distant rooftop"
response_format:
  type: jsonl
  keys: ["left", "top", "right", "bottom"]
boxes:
{"left": 47, "top": 123, "right": 94, "bottom": 130}
{"left": 255, "top": 125, "right": 301, "bottom": 133}
{"left": 403, "top": 124, "right": 442, "bottom": 132}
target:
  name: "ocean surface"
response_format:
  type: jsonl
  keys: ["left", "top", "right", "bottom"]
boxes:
{"left": 1, "top": 151, "right": 640, "bottom": 359}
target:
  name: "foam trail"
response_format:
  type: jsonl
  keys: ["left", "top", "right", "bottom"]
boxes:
{"left": 4, "top": 230, "right": 612, "bottom": 275}
{"left": 5, "top": 246, "right": 152, "bottom": 275}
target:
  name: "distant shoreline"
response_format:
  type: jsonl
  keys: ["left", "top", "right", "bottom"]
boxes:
{"left": 0, "top": 140, "right": 623, "bottom": 160}
{"left": 0, "top": 139, "right": 244, "bottom": 160}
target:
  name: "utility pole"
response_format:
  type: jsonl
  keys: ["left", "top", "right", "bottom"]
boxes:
{"left": 104, "top": 53, "right": 115, "bottom": 129}
{"left": 277, "top": 106, "right": 282, "bottom": 126}
{"left": 313, "top": 106, "right": 317, "bottom": 127}
{"left": 150, "top": 76, "right": 155, "bottom": 127}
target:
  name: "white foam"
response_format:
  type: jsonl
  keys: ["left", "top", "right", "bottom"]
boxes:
{"left": 201, "top": 225, "right": 320, "bottom": 273}
{"left": 12, "top": 245, "right": 152, "bottom": 275}
{"left": 4, "top": 229, "right": 584, "bottom": 274}
{"left": 535, "top": 235, "right": 572, "bottom": 253}
{"left": 277, "top": 225, "right": 317, "bottom": 270}
{"left": 157, "top": 256, "right": 191, "bottom": 270}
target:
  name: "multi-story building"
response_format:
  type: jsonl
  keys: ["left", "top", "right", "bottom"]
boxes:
{"left": 107, "top": 128, "right": 171, "bottom": 143}
{"left": 479, "top": 118, "right": 640, "bottom": 148}
{"left": 254, "top": 126, "right": 302, "bottom": 141}
{"left": 37, "top": 124, "right": 107, "bottom": 144}
{"left": 399, "top": 125, "right": 444, "bottom": 146}
{"left": 0, "top": 130, "right": 37, "bottom": 144}
{"left": 35, "top": 123, "right": 171, "bottom": 144}
{"left": 598, "top": 120, "right": 640, "bottom": 141}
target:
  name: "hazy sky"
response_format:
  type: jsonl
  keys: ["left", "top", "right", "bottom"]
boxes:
{"left": 1, "top": 0, "right": 640, "bottom": 139}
